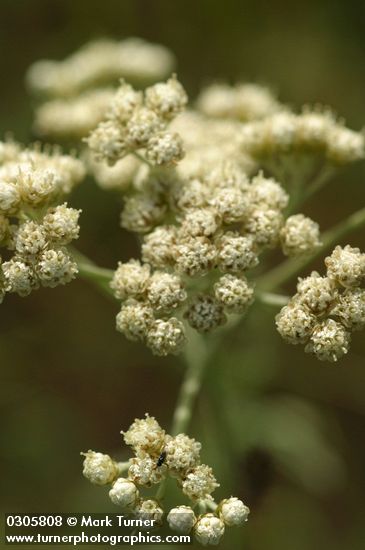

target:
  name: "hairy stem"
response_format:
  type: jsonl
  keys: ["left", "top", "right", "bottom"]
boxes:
{"left": 171, "top": 331, "right": 212, "bottom": 436}
{"left": 258, "top": 206, "right": 365, "bottom": 291}
{"left": 256, "top": 291, "right": 290, "bottom": 307}
{"left": 70, "top": 247, "right": 114, "bottom": 298}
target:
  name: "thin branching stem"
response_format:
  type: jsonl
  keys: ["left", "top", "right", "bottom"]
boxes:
{"left": 256, "top": 291, "right": 290, "bottom": 307}
{"left": 171, "top": 330, "right": 212, "bottom": 436}
{"left": 132, "top": 151, "right": 153, "bottom": 168}
{"left": 70, "top": 246, "right": 114, "bottom": 298}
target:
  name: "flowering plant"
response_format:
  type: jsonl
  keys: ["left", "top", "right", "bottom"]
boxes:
{"left": 2, "top": 37, "right": 365, "bottom": 545}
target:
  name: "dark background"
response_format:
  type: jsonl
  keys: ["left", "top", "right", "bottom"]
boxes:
{"left": 1, "top": 1, "right": 365, "bottom": 548}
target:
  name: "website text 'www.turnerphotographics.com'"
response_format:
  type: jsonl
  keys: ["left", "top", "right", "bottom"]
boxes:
{"left": 4, "top": 514, "right": 192, "bottom": 545}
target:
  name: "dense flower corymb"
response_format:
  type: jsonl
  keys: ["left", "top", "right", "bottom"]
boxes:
{"left": 276, "top": 245, "right": 365, "bottom": 361}
{"left": 82, "top": 415, "right": 250, "bottom": 545}
{"left": 0, "top": 142, "right": 84, "bottom": 302}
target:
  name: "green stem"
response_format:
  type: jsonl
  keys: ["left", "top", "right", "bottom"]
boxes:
{"left": 171, "top": 330, "right": 211, "bottom": 436}
{"left": 256, "top": 291, "right": 290, "bottom": 307}
{"left": 157, "top": 331, "right": 217, "bottom": 502}
{"left": 258, "top": 206, "right": 365, "bottom": 291}
{"left": 116, "top": 461, "right": 130, "bottom": 476}
{"left": 70, "top": 246, "right": 114, "bottom": 298}
{"left": 303, "top": 165, "right": 335, "bottom": 202}
{"left": 133, "top": 151, "right": 153, "bottom": 168}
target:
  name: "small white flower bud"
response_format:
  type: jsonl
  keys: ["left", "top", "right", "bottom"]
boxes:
{"left": 145, "top": 76, "right": 188, "bottom": 120}
{"left": 197, "top": 82, "right": 280, "bottom": 122}
{"left": 182, "top": 464, "right": 219, "bottom": 500}
{"left": 216, "top": 232, "right": 258, "bottom": 273}
{"left": 326, "top": 127, "right": 364, "bottom": 164}
{"left": 147, "top": 271, "right": 187, "bottom": 312}
{"left": 146, "top": 317, "right": 186, "bottom": 356}
{"left": 174, "top": 236, "right": 217, "bottom": 277}
{"left": 265, "top": 112, "right": 297, "bottom": 153}
{"left": 146, "top": 132, "right": 185, "bottom": 165}
{"left": 116, "top": 300, "right": 154, "bottom": 341}
{"left": 128, "top": 455, "right": 166, "bottom": 487}
{"left": 296, "top": 111, "right": 331, "bottom": 149}
{"left": 194, "top": 513, "right": 225, "bottom": 546}
{"left": 164, "top": 433, "right": 201, "bottom": 477}
{"left": 107, "top": 82, "right": 143, "bottom": 123}
{"left": 297, "top": 272, "right": 337, "bottom": 313}
{"left": 82, "top": 450, "right": 118, "bottom": 485}
{"left": 331, "top": 288, "right": 365, "bottom": 331}
{"left": 126, "top": 107, "right": 163, "bottom": 148}
{"left": 205, "top": 160, "right": 250, "bottom": 193}
{"left": 280, "top": 214, "right": 321, "bottom": 257}
{"left": 219, "top": 497, "right": 250, "bottom": 526}
{"left": 210, "top": 188, "right": 248, "bottom": 224}
{"left": 0, "top": 181, "right": 21, "bottom": 214}
{"left": 275, "top": 301, "right": 316, "bottom": 344}
{"left": 214, "top": 274, "right": 254, "bottom": 314}
{"left": 122, "top": 414, "right": 166, "bottom": 456}
{"left": 18, "top": 167, "right": 61, "bottom": 206}
{"left": 141, "top": 226, "right": 177, "bottom": 268}
{"left": 179, "top": 208, "right": 220, "bottom": 238}
{"left": 2, "top": 258, "right": 36, "bottom": 296}
{"left": 325, "top": 245, "right": 365, "bottom": 288}
{"left": 249, "top": 174, "right": 289, "bottom": 211}
{"left": 36, "top": 248, "right": 78, "bottom": 287}
{"left": 109, "top": 477, "right": 139, "bottom": 510}
{"left": 15, "top": 221, "right": 47, "bottom": 256}
{"left": 42, "top": 203, "right": 81, "bottom": 245}
{"left": 244, "top": 207, "right": 283, "bottom": 248}
{"left": 184, "top": 294, "right": 226, "bottom": 333}
{"left": 305, "top": 319, "right": 351, "bottom": 362}
{"left": 134, "top": 499, "right": 164, "bottom": 527}
{"left": 121, "top": 192, "right": 167, "bottom": 234}
{"left": 167, "top": 506, "right": 196, "bottom": 534}
{"left": 110, "top": 260, "right": 151, "bottom": 301}
{"left": 87, "top": 120, "right": 127, "bottom": 165}
{"left": 171, "top": 178, "right": 209, "bottom": 211}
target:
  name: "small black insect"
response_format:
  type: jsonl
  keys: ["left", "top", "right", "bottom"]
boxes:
{"left": 156, "top": 451, "right": 166, "bottom": 467}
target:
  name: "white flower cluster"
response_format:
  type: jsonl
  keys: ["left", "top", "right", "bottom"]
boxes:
{"left": 276, "top": 245, "right": 365, "bottom": 361}
{"left": 82, "top": 415, "right": 249, "bottom": 545}
{"left": 27, "top": 38, "right": 175, "bottom": 141}
{"left": 26, "top": 38, "right": 175, "bottom": 97}
{"left": 0, "top": 141, "right": 84, "bottom": 302}
{"left": 86, "top": 154, "right": 141, "bottom": 192}
{"left": 110, "top": 162, "right": 322, "bottom": 354}
{"left": 170, "top": 110, "right": 255, "bottom": 180}
{"left": 78, "top": 70, "right": 349, "bottom": 358}
{"left": 196, "top": 82, "right": 283, "bottom": 121}
{"left": 86, "top": 76, "right": 187, "bottom": 166}
{"left": 240, "top": 109, "right": 365, "bottom": 165}
{"left": 280, "top": 214, "right": 321, "bottom": 257}
{"left": 33, "top": 88, "right": 115, "bottom": 140}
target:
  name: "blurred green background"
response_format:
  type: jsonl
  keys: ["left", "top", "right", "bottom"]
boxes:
{"left": 1, "top": 1, "right": 365, "bottom": 548}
